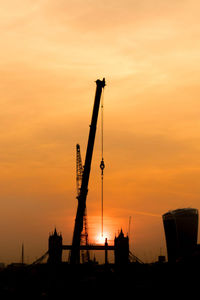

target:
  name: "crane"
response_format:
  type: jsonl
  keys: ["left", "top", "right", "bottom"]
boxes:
{"left": 70, "top": 78, "right": 106, "bottom": 264}
{"left": 76, "top": 144, "right": 83, "bottom": 196}
{"left": 76, "top": 144, "right": 90, "bottom": 263}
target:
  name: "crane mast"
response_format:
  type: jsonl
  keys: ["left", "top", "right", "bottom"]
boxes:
{"left": 70, "top": 78, "right": 106, "bottom": 264}
{"left": 76, "top": 143, "right": 90, "bottom": 263}
{"left": 76, "top": 144, "right": 83, "bottom": 197}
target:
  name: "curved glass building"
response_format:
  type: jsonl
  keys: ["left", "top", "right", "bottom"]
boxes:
{"left": 162, "top": 208, "right": 198, "bottom": 262}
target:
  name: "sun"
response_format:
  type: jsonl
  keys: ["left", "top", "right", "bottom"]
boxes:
{"left": 95, "top": 232, "right": 109, "bottom": 245}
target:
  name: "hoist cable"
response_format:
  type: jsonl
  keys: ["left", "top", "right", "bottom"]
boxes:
{"left": 101, "top": 172, "right": 104, "bottom": 238}
{"left": 101, "top": 89, "right": 104, "bottom": 159}
{"left": 100, "top": 88, "right": 105, "bottom": 238}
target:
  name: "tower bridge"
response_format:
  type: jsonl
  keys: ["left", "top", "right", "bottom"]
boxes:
{"left": 32, "top": 228, "right": 143, "bottom": 265}
{"left": 47, "top": 228, "right": 130, "bottom": 265}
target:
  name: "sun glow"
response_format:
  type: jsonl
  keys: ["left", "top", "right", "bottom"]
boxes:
{"left": 95, "top": 232, "right": 110, "bottom": 245}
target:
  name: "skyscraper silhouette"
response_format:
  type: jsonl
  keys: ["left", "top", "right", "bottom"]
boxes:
{"left": 162, "top": 208, "right": 198, "bottom": 262}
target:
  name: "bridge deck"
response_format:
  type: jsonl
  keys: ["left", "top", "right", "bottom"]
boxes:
{"left": 62, "top": 244, "right": 115, "bottom": 251}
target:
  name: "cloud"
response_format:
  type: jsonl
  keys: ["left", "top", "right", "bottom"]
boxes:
{"left": 43, "top": 0, "right": 188, "bottom": 33}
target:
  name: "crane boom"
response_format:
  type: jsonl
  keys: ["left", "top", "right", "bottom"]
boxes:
{"left": 70, "top": 78, "right": 106, "bottom": 264}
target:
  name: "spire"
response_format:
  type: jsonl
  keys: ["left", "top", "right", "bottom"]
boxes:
{"left": 119, "top": 228, "right": 124, "bottom": 237}
{"left": 21, "top": 243, "right": 24, "bottom": 264}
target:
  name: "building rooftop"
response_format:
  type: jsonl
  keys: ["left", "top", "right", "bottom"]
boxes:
{"left": 163, "top": 208, "right": 198, "bottom": 219}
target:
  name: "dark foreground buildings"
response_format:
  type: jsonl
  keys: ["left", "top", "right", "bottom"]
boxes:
{"left": 162, "top": 208, "right": 199, "bottom": 263}
{"left": 1, "top": 214, "right": 200, "bottom": 298}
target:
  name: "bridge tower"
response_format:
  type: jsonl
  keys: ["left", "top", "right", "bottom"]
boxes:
{"left": 48, "top": 228, "right": 63, "bottom": 264}
{"left": 114, "top": 229, "right": 129, "bottom": 265}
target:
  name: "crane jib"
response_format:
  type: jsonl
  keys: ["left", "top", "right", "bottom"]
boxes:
{"left": 70, "top": 78, "right": 106, "bottom": 264}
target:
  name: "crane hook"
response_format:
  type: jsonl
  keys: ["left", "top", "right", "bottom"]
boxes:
{"left": 100, "top": 159, "right": 105, "bottom": 176}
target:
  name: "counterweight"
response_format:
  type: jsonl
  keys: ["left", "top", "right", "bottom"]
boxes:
{"left": 70, "top": 78, "right": 106, "bottom": 264}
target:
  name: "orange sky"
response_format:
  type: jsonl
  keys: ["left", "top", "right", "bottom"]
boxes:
{"left": 1, "top": 0, "right": 200, "bottom": 263}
